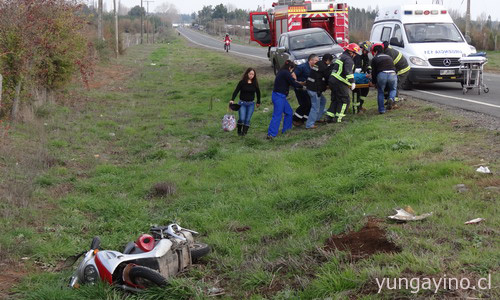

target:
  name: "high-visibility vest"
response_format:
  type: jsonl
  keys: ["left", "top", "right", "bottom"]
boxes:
{"left": 386, "top": 47, "right": 410, "bottom": 75}
{"left": 331, "top": 53, "right": 354, "bottom": 87}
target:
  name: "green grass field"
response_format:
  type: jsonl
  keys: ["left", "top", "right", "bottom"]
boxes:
{"left": 486, "top": 51, "right": 500, "bottom": 73}
{"left": 1, "top": 34, "right": 499, "bottom": 299}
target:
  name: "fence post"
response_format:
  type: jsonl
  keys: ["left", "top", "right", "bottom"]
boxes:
{"left": 0, "top": 74, "right": 3, "bottom": 109}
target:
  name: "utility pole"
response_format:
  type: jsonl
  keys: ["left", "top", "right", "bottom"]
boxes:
{"left": 145, "top": 1, "right": 154, "bottom": 43}
{"left": 465, "top": 0, "right": 471, "bottom": 37}
{"left": 97, "top": 0, "right": 103, "bottom": 41}
{"left": 140, "top": 0, "right": 144, "bottom": 44}
{"left": 114, "top": 0, "right": 119, "bottom": 58}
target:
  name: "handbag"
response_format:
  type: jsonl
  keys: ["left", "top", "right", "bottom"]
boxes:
{"left": 222, "top": 113, "right": 236, "bottom": 132}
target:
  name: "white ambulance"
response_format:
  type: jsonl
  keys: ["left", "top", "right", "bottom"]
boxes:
{"left": 370, "top": 5, "right": 476, "bottom": 88}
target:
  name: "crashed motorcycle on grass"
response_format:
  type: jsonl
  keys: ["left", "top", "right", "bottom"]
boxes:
{"left": 69, "top": 224, "right": 210, "bottom": 292}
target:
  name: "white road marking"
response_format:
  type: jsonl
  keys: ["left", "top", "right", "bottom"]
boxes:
{"left": 413, "top": 89, "right": 500, "bottom": 109}
{"left": 178, "top": 29, "right": 268, "bottom": 62}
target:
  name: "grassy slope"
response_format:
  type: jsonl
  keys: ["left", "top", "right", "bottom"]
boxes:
{"left": 1, "top": 35, "right": 499, "bottom": 299}
{"left": 485, "top": 50, "right": 500, "bottom": 73}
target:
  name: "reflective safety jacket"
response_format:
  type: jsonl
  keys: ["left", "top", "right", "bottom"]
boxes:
{"left": 330, "top": 51, "right": 355, "bottom": 87}
{"left": 384, "top": 47, "right": 410, "bottom": 75}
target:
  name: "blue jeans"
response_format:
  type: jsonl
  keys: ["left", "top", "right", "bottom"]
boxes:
{"left": 377, "top": 72, "right": 397, "bottom": 113}
{"left": 268, "top": 92, "right": 293, "bottom": 137}
{"left": 238, "top": 101, "right": 255, "bottom": 126}
{"left": 306, "top": 90, "right": 326, "bottom": 128}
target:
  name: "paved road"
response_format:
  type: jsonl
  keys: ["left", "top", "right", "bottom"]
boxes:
{"left": 178, "top": 27, "right": 500, "bottom": 118}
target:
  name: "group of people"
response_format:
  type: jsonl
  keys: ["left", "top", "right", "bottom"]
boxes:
{"left": 228, "top": 40, "right": 410, "bottom": 139}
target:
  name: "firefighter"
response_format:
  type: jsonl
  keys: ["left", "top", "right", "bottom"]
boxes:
{"left": 352, "top": 41, "right": 372, "bottom": 113}
{"left": 382, "top": 41, "right": 410, "bottom": 104}
{"left": 371, "top": 43, "right": 397, "bottom": 114}
{"left": 325, "top": 43, "right": 360, "bottom": 123}
{"left": 292, "top": 54, "right": 316, "bottom": 126}
{"left": 305, "top": 54, "right": 334, "bottom": 129}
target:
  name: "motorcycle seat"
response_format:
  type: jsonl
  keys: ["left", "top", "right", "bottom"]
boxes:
{"left": 123, "top": 242, "right": 145, "bottom": 254}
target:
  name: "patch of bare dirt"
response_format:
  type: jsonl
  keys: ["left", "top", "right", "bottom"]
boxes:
{"left": 324, "top": 219, "right": 401, "bottom": 260}
{"left": 48, "top": 182, "right": 74, "bottom": 199}
{"left": 87, "top": 63, "right": 134, "bottom": 91}
{"left": 0, "top": 262, "right": 29, "bottom": 299}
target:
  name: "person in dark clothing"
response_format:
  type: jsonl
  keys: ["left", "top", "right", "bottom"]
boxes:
{"left": 352, "top": 41, "right": 372, "bottom": 113}
{"left": 230, "top": 68, "right": 261, "bottom": 136}
{"left": 326, "top": 43, "right": 360, "bottom": 123}
{"left": 305, "top": 54, "right": 334, "bottom": 128}
{"left": 267, "top": 60, "right": 304, "bottom": 139}
{"left": 371, "top": 43, "right": 397, "bottom": 114}
{"left": 383, "top": 41, "right": 410, "bottom": 104}
{"left": 292, "top": 56, "right": 314, "bottom": 126}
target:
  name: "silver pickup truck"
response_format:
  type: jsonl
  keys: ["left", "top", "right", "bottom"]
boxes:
{"left": 269, "top": 28, "right": 344, "bottom": 74}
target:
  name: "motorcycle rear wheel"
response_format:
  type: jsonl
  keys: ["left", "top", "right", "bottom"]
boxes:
{"left": 190, "top": 242, "right": 211, "bottom": 261}
{"left": 128, "top": 265, "right": 167, "bottom": 288}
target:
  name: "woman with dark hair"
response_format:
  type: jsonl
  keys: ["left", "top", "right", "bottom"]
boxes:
{"left": 267, "top": 60, "right": 304, "bottom": 140}
{"left": 230, "top": 68, "right": 261, "bottom": 136}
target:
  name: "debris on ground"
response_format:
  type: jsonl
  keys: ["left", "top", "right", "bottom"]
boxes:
{"left": 388, "top": 207, "right": 433, "bottom": 222}
{"left": 262, "top": 108, "right": 269, "bottom": 113}
{"left": 484, "top": 186, "right": 499, "bottom": 192}
{"left": 149, "top": 182, "right": 177, "bottom": 198}
{"left": 324, "top": 219, "right": 401, "bottom": 260}
{"left": 234, "top": 226, "right": 251, "bottom": 232}
{"left": 454, "top": 184, "right": 469, "bottom": 193}
{"left": 207, "top": 287, "right": 225, "bottom": 296}
{"left": 464, "top": 218, "right": 485, "bottom": 225}
{"left": 476, "top": 166, "right": 491, "bottom": 174}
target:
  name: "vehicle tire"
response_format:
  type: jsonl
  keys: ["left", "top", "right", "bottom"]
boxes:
{"left": 401, "top": 76, "right": 413, "bottom": 90}
{"left": 273, "top": 60, "right": 279, "bottom": 75}
{"left": 90, "top": 236, "right": 101, "bottom": 250}
{"left": 190, "top": 243, "right": 211, "bottom": 261}
{"left": 128, "top": 265, "right": 167, "bottom": 288}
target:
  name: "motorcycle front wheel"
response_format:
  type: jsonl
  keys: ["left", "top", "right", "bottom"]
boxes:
{"left": 128, "top": 265, "right": 167, "bottom": 288}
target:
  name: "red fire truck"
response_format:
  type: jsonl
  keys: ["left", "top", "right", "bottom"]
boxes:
{"left": 249, "top": 0, "right": 349, "bottom": 52}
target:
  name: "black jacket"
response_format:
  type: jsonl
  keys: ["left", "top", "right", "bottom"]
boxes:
{"left": 306, "top": 60, "right": 332, "bottom": 93}
{"left": 371, "top": 53, "right": 396, "bottom": 84}
{"left": 231, "top": 80, "right": 261, "bottom": 104}
{"left": 353, "top": 53, "right": 371, "bottom": 74}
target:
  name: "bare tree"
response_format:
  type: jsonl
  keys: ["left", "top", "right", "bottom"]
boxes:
{"left": 98, "top": 0, "right": 103, "bottom": 41}
{"left": 114, "top": 0, "right": 119, "bottom": 58}
{"left": 156, "top": 2, "right": 179, "bottom": 26}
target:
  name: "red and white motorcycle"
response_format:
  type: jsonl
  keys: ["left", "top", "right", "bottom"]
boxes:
{"left": 69, "top": 224, "right": 210, "bottom": 292}
{"left": 224, "top": 40, "right": 231, "bottom": 52}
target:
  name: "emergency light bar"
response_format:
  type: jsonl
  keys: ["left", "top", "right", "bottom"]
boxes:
{"left": 409, "top": 9, "right": 447, "bottom": 15}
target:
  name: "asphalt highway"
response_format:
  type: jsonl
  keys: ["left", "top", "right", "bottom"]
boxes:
{"left": 177, "top": 27, "right": 500, "bottom": 118}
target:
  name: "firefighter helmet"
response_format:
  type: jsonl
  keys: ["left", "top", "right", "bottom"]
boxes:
{"left": 344, "top": 43, "right": 360, "bottom": 54}
{"left": 370, "top": 43, "right": 385, "bottom": 56}
{"left": 359, "top": 41, "right": 372, "bottom": 52}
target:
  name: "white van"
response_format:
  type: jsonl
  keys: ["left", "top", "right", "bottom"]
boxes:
{"left": 370, "top": 5, "right": 476, "bottom": 88}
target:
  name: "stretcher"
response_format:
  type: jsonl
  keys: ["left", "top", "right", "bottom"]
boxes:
{"left": 351, "top": 83, "right": 371, "bottom": 114}
{"left": 459, "top": 55, "right": 489, "bottom": 95}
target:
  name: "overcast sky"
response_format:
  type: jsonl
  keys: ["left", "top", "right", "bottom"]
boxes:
{"left": 96, "top": 0, "right": 500, "bottom": 20}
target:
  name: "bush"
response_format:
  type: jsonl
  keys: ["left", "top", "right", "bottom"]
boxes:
{"left": 0, "top": 0, "right": 95, "bottom": 118}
